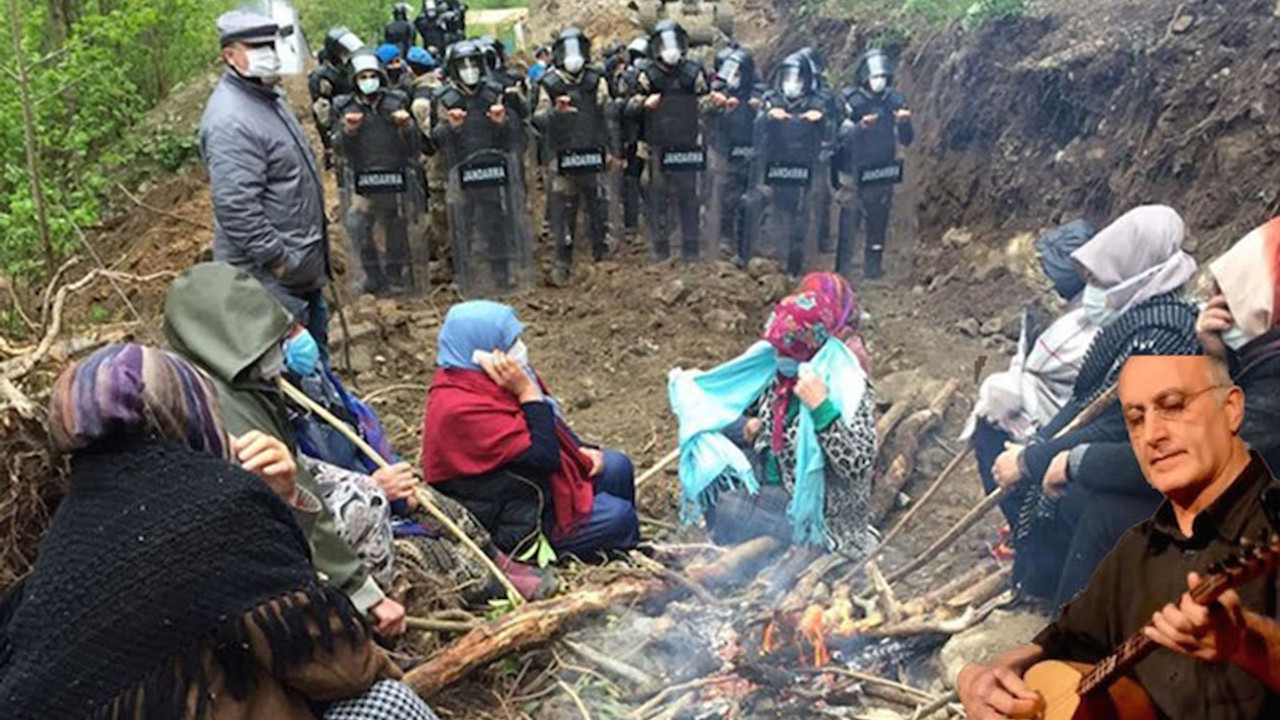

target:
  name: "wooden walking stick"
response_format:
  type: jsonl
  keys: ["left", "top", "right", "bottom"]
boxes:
{"left": 862, "top": 443, "right": 974, "bottom": 567}
{"left": 883, "top": 384, "right": 1119, "bottom": 587}
{"left": 276, "top": 377, "right": 526, "bottom": 605}
{"left": 634, "top": 448, "right": 680, "bottom": 489}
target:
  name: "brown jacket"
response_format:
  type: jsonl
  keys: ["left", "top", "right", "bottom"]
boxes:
{"left": 189, "top": 593, "right": 401, "bottom": 720}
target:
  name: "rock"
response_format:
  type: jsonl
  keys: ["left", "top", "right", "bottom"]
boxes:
{"left": 329, "top": 321, "right": 379, "bottom": 350}
{"left": 980, "top": 317, "right": 1003, "bottom": 336}
{"left": 956, "top": 317, "right": 981, "bottom": 337}
{"left": 746, "top": 257, "right": 781, "bottom": 280}
{"left": 940, "top": 610, "right": 1047, "bottom": 687}
{"left": 703, "top": 308, "right": 747, "bottom": 333}
{"left": 1170, "top": 13, "right": 1195, "bottom": 34}
{"left": 860, "top": 710, "right": 905, "bottom": 720}
{"left": 941, "top": 227, "right": 973, "bottom": 248}
{"left": 346, "top": 345, "right": 377, "bottom": 375}
{"left": 652, "top": 279, "right": 689, "bottom": 306}
{"left": 912, "top": 284, "right": 926, "bottom": 296}
{"left": 875, "top": 368, "right": 924, "bottom": 407}
{"left": 973, "top": 262, "right": 1010, "bottom": 285}
{"left": 758, "top": 273, "right": 791, "bottom": 303}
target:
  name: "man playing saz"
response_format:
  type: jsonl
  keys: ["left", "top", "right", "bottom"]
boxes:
{"left": 958, "top": 354, "right": 1280, "bottom": 719}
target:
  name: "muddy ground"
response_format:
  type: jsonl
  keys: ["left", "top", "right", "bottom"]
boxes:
{"left": 5, "top": 0, "right": 1274, "bottom": 715}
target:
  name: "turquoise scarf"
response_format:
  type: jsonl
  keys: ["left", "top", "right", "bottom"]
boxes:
{"left": 668, "top": 337, "right": 869, "bottom": 546}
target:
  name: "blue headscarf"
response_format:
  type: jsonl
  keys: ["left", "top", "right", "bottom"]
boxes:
{"left": 437, "top": 301, "right": 524, "bottom": 370}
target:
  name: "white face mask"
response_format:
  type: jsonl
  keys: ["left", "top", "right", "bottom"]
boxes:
{"left": 564, "top": 55, "right": 584, "bottom": 74}
{"left": 660, "top": 47, "right": 681, "bottom": 66}
{"left": 508, "top": 339, "right": 529, "bottom": 366}
{"left": 869, "top": 75, "right": 888, "bottom": 93}
{"left": 242, "top": 46, "right": 282, "bottom": 85}
{"left": 782, "top": 78, "right": 804, "bottom": 100}
{"left": 459, "top": 64, "right": 481, "bottom": 86}
{"left": 1081, "top": 285, "right": 1118, "bottom": 327}
{"left": 1221, "top": 325, "right": 1253, "bottom": 351}
{"left": 357, "top": 76, "right": 381, "bottom": 95}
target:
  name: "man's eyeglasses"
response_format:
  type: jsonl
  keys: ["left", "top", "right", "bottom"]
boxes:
{"left": 1123, "top": 384, "right": 1229, "bottom": 429}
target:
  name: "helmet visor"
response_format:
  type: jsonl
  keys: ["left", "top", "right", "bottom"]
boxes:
{"left": 865, "top": 54, "right": 891, "bottom": 77}
{"left": 560, "top": 36, "right": 585, "bottom": 71}
{"left": 717, "top": 57, "right": 741, "bottom": 89}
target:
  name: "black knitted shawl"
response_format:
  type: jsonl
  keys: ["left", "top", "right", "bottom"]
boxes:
{"left": 0, "top": 436, "right": 366, "bottom": 720}
{"left": 1014, "top": 292, "right": 1201, "bottom": 549}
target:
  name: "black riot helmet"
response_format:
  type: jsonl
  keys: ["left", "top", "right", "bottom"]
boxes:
{"left": 324, "top": 27, "right": 364, "bottom": 65}
{"left": 476, "top": 35, "right": 506, "bottom": 72}
{"left": 421, "top": 0, "right": 440, "bottom": 14}
{"left": 626, "top": 35, "right": 650, "bottom": 63}
{"left": 446, "top": 40, "right": 487, "bottom": 88}
{"left": 713, "top": 45, "right": 754, "bottom": 95}
{"left": 650, "top": 19, "right": 688, "bottom": 68}
{"left": 795, "top": 46, "right": 828, "bottom": 89}
{"left": 855, "top": 48, "right": 894, "bottom": 95}
{"left": 553, "top": 27, "right": 591, "bottom": 76}
{"left": 393, "top": 3, "right": 410, "bottom": 21}
{"left": 774, "top": 52, "right": 814, "bottom": 102}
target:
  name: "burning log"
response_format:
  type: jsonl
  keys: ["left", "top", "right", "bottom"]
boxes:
{"left": 404, "top": 536, "right": 785, "bottom": 697}
{"left": 869, "top": 379, "right": 959, "bottom": 525}
{"left": 866, "top": 560, "right": 904, "bottom": 624}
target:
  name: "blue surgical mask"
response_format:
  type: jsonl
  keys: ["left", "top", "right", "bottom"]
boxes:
{"left": 1081, "top": 285, "right": 1118, "bottom": 327}
{"left": 1221, "top": 325, "right": 1252, "bottom": 351}
{"left": 776, "top": 357, "right": 800, "bottom": 378}
{"left": 284, "top": 329, "right": 321, "bottom": 377}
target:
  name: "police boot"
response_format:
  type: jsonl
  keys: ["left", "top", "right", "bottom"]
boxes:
{"left": 863, "top": 245, "right": 884, "bottom": 280}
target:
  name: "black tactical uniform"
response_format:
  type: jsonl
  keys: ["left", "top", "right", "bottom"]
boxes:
{"left": 615, "top": 37, "right": 650, "bottom": 243}
{"left": 628, "top": 20, "right": 709, "bottom": 262}
{"left": 384, "top": 4, "right": 415, "bottom": 60}
{"left": 334, "top": 50, "right": 419, "bottom": 294}
{"left": 742, "top": 52, "right": 827, "bottom": 277}
{"left": 705, "top": 45, "right": 758, "bottom": 255}
{"left": 535, "top": 28, "right": 620, "bottom": 284}
{"left": 309, "top": 28, "right": 362, "bottom": 172}
{"left": 432, "top": 41, "right": 530, "bottom": 295}
{"left": 836, "top": 49, "right": 913, "bottom": 279}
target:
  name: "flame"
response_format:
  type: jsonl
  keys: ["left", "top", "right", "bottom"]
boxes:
{"left": 762, "top": 620, "right": 780, "bottom": 655}
{"left": 799, "top": 605, "right": 830, "bottom": 666}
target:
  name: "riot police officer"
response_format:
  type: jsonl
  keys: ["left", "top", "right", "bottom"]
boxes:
{"left": 432, "top": 40, "right": 532, "bottom": 295}
{"left": 309, "top": 27, "right": 362, "bottom": 171}
{"left": 704, "top": 44, "right": 759, "bottom": 255}
{"left": 384, "top": 4, "right": 415, "bottom": 60}
{"left": 414, "top": 0, "right": 448, "bottom": 56}
{"left": 742, "top": 51, "right": 827, "bottom": 277}
{"left": 333, "top": 49, "right": 419, "bottom": 295}
{"left": 628, "top": 20, "right": 710, "bottom": 262}
{"left": 535, "top": 28, "right": 620, "bottom": 285}
{"left": 836, "top": 48, "right": 913, "bottom": 279}
{"left": 794, "top": 46, "right": 840, "bottom": 253}
{"left": 614, "top": 36, "right": 651, "bottom": 244}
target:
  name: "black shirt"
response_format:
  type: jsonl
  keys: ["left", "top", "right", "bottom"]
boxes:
{"left": 1033, "top": 451, "right": 1280, "bottom": 720}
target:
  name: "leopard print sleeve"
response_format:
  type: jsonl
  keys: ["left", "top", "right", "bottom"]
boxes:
{"left": 818, "top": 390, "right": 879, "bottom": 557}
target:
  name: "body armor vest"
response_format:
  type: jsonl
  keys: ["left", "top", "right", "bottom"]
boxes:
{"left": 542, "top": 68, "right": 608, "bottom": 153}
{"left": 643, "top": 60, "right": 702, "bottom": 148}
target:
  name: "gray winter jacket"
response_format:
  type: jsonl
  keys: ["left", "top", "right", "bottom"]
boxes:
{"left": 200, "top": 70, "right": 328, "bottom": 313}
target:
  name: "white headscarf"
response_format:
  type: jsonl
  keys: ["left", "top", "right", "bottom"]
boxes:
{"left": 1070, "top": 205, "right": 1198, "bottom": 315}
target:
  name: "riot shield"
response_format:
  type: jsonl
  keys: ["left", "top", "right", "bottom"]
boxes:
{"left": 341, "top": 164, "right": 431, "bottom": 297}
{"left": 447, "top": 148, "right": 534, "bottom": 297}
{"left": 742, "top": 115, "right": 822, "bottom": 275}
{"left": 548, "top": 152, "right": 611, "bottom": 270}
{"left": 644, "top": 91, "right": 713, "bottom": 261}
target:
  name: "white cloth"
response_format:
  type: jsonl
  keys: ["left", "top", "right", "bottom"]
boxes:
{"left": 961, "top": 306, "right": 1099, "bottom": 442}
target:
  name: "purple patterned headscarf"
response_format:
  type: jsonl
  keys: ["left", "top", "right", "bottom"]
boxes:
{"left": 48, "top": 344, "right": 230, "bottom": 459}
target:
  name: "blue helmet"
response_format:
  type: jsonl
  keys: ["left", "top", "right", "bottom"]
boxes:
{"left": 406, "top": 46, "right": 436, "bottom": 70}
{"left": 375, "top": 43, "right": 401, "bottom": 65}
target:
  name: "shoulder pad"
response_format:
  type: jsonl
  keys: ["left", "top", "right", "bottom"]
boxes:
{"left": 888, "top": 91, "right": 909, "bottom": 108}
{"left": 332, "top": 93, "right": 357, "bottom": 111}
{"left": 583, "top": 66, "right": 604, "bottom": 86}
{"left": 680, "top": 60, "right": 702, "bottom": 85}
{"left": 541, "top": 71, "right": 566, "bottom": 95}
{"left": 436, "top": 86, "right": 462, "bottom": 107}
{"left": 384, "top": 88, "right": 411, "bottom": 109}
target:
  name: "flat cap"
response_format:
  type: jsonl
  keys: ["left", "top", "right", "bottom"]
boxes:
{"left": 217, "top": 10, "right": 279, "bottom": 46}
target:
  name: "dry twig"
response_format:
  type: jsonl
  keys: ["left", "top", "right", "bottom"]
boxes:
{"left": 556, "top": 678, "right": 594, "bottom": 720}
{"left": 115, "top": 181, "right": 213, "bottom": 231}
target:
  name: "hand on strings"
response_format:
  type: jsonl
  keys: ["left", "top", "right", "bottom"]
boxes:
{"left": 957, "top": 663, "right": 1045, "bottom": 720}
{"left": 1144, "top": 571, "right": 1248, "bottom": 663}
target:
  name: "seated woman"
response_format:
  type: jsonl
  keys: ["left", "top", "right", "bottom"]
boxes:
{"left": 983, "top": 205, "right": 1201, "bottom": 602}
{"left": 0, "top": 344, "right": 437, "bottom": 720}
{"left": 961, "top": 220, "right": 1100, "bottom": 450}
{"left": 422, "top": 301, "right": 640, "bottom": 559}
{"left": 278, "top": 324, "right": 509, "bottom": 603}
{"left": 670, "top": 274, "right": 878, "bottom": 556}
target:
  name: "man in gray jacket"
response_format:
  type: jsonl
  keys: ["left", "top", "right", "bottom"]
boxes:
{"left": 200, "top": 10, "right": 331, "bottom": 348}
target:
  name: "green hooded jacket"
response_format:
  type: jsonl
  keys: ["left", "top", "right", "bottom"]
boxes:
{"left": 163, "top": 262, "right": 383, "bottom": 613}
